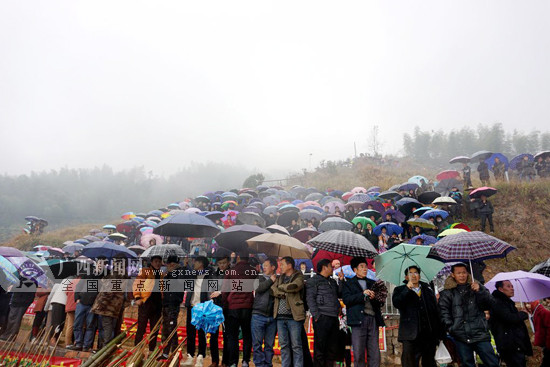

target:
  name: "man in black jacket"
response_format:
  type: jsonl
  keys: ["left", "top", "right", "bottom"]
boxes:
{"left": 477, "top": 195, "right": 494, "bottom": 232}
{"left": 392, "top": 266, "right": 441, "bottom": 367}
{"left": 251, "top": 257, "right": 278, "bottom": 367}
{"left": 490, "top": 280, "right": 532, "bottom": 367}
{"left": 342, "top": 257, "right": 387, "bottom": 367}
{"left": 0, "top": 276, "right": 37, "bottom": 340}
{"left": 306, "top": 259, "right": 341, "bottom": 367}
{"left": 439, "top": 263, "right": 498, "bottom": 367}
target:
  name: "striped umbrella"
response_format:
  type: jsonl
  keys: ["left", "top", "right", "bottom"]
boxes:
{"left": 318, "top": 217, "right": 353, "bottom": 232}
{"left": 307, "top": 230, "right": 378, "bottom": 258}
{"left": 141, "top": 244, "right": 187, "bottom": 260}
{"left": 429, "top": 231, "right": 515, "bottom": 262}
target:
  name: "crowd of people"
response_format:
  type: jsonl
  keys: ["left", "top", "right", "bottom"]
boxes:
{"left": 1, "top": 163, "right": 548, "bottom": 367}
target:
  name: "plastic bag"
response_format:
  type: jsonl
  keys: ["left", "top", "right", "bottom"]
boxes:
{"left": 435, "top": 340, "right": 452, "bottom": 365}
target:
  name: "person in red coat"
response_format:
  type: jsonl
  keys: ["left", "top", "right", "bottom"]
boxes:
{"left": 530, "top": 300, "right": 550, "bottom": 367}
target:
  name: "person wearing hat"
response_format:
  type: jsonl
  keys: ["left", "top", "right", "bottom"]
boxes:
{"left": 132, "top": 255, "right": 163, "bottom": 351}
{"left": 342, "top": 257, "right": 387, "bottom": 367}
{"left": 438, "top": 263, "right": 497, "bottom": 367}
{"left": 392, "top": 266, "right": 441, "bottom": 367}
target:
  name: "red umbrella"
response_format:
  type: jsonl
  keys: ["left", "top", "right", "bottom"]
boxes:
{"left": 436, "top": 170, "right": 461, "bottom": 181}
{"left": 312, "top": 249, "right": 374, "bottom": 270}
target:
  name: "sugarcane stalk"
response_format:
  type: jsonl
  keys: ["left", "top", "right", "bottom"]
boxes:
{"left": 166, "top": 348, "right": 182, "bottom": 367}
{"left": 79, "top": 331, "right": 127, "bottom": 367}
{"left": 105, "top": 350, "right": 128, "bottom": 367}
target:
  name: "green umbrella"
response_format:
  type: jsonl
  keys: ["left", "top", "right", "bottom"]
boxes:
{"left": 374, "top": 244, "right": 444, "bottom": 286}
{"left": 351, "top": 217, "right": 376, "bottom": 229}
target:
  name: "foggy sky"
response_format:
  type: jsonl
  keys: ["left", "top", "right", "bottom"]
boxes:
{"left": 1, "top": 1, "right": 549, "bottom": 177}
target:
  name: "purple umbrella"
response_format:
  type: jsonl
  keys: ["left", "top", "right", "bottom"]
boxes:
{"left": 485, "top": 271, "right": 550, "bottom": 302}
{"left": 361, "top": 201, "right": 385, "bottom": 214}
{"left": 323, "top": 201, "right": 345, "bottom": 214}
{"left": 429, "top": 231, "right": 516, "bottom": 262}
{"left": 382, "top": 209, "right": 406, "bottom": 223}
{"left": 0, "top": 247, "right": 25, "bottom": 258}
{"left": 408, "top": 234, "right": 438, "bottom": 246}
{"left": 293, "top": 228, "right": 321, "bottom": 243}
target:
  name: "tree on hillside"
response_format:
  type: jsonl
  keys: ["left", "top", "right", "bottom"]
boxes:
{"left": 242, "top": 173, "right": 265, "bottom": 188}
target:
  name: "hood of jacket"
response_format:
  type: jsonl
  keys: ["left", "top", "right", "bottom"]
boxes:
{"left": 444, "top": 274, "right": 473, "bottom": 290}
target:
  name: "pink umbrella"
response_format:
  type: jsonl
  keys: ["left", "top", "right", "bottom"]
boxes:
{"left": 436, "top": 170, "right": 461, "bottom": 181}
{"left": 351, "top": 187, "right": 367, "bottom": 194}
{"left": 324, "top": 201, "right": 345, "bottom": 214}
{"left": 141, "top": 233, "right": 163, "bottom": 248}
{"left": 342, "top": 192, "right": 354, "bottom": 201}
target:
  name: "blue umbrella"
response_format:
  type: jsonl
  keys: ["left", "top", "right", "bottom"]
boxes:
{"left": 382, "top": 209, "right": 406, "bottom": 223}
{"left": 7, "top": 257, "right": 49, "bottom": 287}
{"left": 154, "top": 213, "right": 220, "bottom": 238}
{"left": 62, "top": 243, "right": 85, "bottom": 255}
{"left": 398, "top": 182, "right": 419, "bottom": 192}
{"left": 82, "top": 241, "right": 137, "bottom": 259}
{"left": 73, "top": 239, "right": 90, "bottom": 245}
{"left": 191, "top": 300, "right": 225, "bottom": 333}
{"left": 485, "top": 153, "right": 509, "bottom": 171}
{"left": 147, "top": 210, "right": 164, "bottom": 217}
{"left": 420, "top": 209, "right": 449, "bottom": 220}
{"left": 408, "top": 176, "right": 428, "bottom": 186}
{"left": 328, "top": 190, "right": 344, "bottom": 197}
{"left": 0, "top": 255, "right": 21, "bottom": 286}
{"left": 205, "top": 211, "right": 225, "bottom": 221}
{"left": 263, "top": 206, "right": 278, "bottom": 216}
{"left": 373, "top": 222, "right": 403, "bottom": 236}
{"left": 408, "top": 234, "right": 438, "bottom": 246}
{"left": 413, "top": 207, "right": 434, "bottom": 216}
{"left": 510, "top": 154, "right": 534, "bottom": 170}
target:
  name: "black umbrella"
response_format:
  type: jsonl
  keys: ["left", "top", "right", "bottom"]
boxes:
{"left": 277, "top": 211, "right": 299, "bottom": 227}
{"left": 318, "top": 217, "right": 353, "bottom": 232}
{"left": 534, "top": 151, "right": 550, "bottom": 160}
{"left": 471, "top": 150, "right": 493, "bottom": 161}
{"left": 266, "top": 225, "right": 290, "bottom": 235}
{"left": 531, "top": 259, "right": 550, "bottom": 277}
{"left": 449, "top": 156, "right": 471, "bottom": 164}
{"left": 418, "top": 191, "right": 441, "bottom": 205}
{"left": 378, "top": 191, "right": 402, "bottom": 200}
{"left": 237, "top": 212, "right": 266, "bottom": 227}
{"left": 42, "top": 260, "right": 93, "bottom": 279}
{"left": 214, "top": 224, "right": 269, "bottom": 251}
{"left": 356, "top": 209, "right": 382, "bottom": 220}
{"left": 396, "top": 198, "right": 422, "bottom": 217}
{"left": 434, "top": 178, "right": 463, "bottom": 196}
{"left": 153, "top": 213, "right": 220, "bottom": 238}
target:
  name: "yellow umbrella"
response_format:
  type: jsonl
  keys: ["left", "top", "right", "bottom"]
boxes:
{"left": 437, "top": 228, "right": 467, "bottom": 238}
{"left": 247, "top": 233, "right": 311, "bottom": 259}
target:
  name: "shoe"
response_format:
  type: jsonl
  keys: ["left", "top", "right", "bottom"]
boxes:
{"left": 82, "top": 347, "right": 91, "bottom": 353}
{"left": 66, "top": 344, "right": 83, "bottom": 351}
{"left": 241, "top": 362, "right": 249, "bottom": 367}
{"left": 195, "top": 355, "right": 204, "bottom": 367}
{"left": 182, "top": 354, "right": 194, "bottom": 366}
{"left": 157, "top": 353, "right": 169, "bottom": 361}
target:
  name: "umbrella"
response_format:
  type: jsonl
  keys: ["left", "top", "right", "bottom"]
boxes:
{"left": 278, "top": 204, "right": 300, "bottom": 213}
{"left": 141, "top": 244, "right": 187, "bottom": 260}
{"left": 362, "top": 201, "right": 386, "bottom": 214}
{"left": 0, "top": 247, "right": 24, "bottom": 258}
{"left": 304, "top": 193, "right": 324, "bottom": 202}
{"left": 292, "top": 228, "right": 320, "bottom": 243}
{"left": 347, "top": 193, "right": 372, "bottom": 203}
{"left": 395, "top": 198, "right": 422, "bottom": 216}
{"left": 63, "top": 243, "right": 85, "bottom": 255}
{"left": 469, "top": 187, "right": 497, "bottom": 199}
{"left": 346, "top": 201, "right": 366, "bottom": 211}
{"left": 215, "top": 224, "right": 269, "bottom": 251}
{"left": 351, "top": 187, "right": 367, "bottom": 194}
{"left": 318, "top": 217, "right": 353, "bottom": 232}
{"left": 471, "top": 150, "right": 493, "bottom": 161}
{"left": 535, "top": 151, "right": 550, "bottom": 160}
{"left": 128, "top": 245, "right": 147, "bottom": 255}
{"left": 154, "top": 213, "right": 220, "bottom": 238}
{"left": 429, "top": 231, "right": 516, "bottom": 262}
{"left": 373, "top": 222, "right": 403, "bottom": 236}
{"left": 41, "top": 259, "right": 91, "bottom": 279}
{"left": 356, "top": 209, "right": 382, "bottom": 220}
{"left": 531, "top": 259, "right": 550, "bottom": 277}
{"left": 82, "top": 241, "right": 137, "bottom": 259}
{"left": 24, "top": 216, "right": 40, "bottom": 222}
{"left": 378, "top": 191, "right": 402, "bottom": 200}
{"left": 436, "top": 170, "right": 461, "bottom": 181}
{"left": 323, "top": 201, "right": 346, "bottom": 214}
{"left": 263, "top": 206, "right": 279, "bottom": 216}
{"left": 237, "top": 212, "right": 266, "bottom": 227}
{"left": 205, "top": 211, "right": 224, "bottom": 222}
{"left": 0, "top": 255, "right": 21, "bottom": 286}
{"left": 367, "top": 186, "right": 382, "bottom": 193}
{"left": 407, "top": 218, "right": 437, "bottom": 230}
{"left": 434, "top": 178, "right": 463, "bottom": 196}
{"left": 485, "top": 271, "right": 550, "bottom": 302}
{"left": 140, "top": 233, "right": 163, "bottom": 248}
{"left": 510, "top": 154, "right": 534, "bottom": 170}
{"left": 437, "top": 228, "right": 467, "bottom": 238}
{"left": 432, "top": 197, "right": 457, "bottom": 205}
{"left": 408, "top": 234, "right": 438, "bottom": 245}
{"left": 247, "top": 233, "right": 311, "bottom": 259}
{"left": 84, "top": 235, "right": 101, "bottom": 242}
{"left": 486, "top": 153, "right": 509, "bottom": 172}
{"left": 191, "top": 300, "right": 225, "bottom": 334}
{"left": 408, "top": 176, "right": 428, "bottom": 186}
{"left": 7, "top": 257, "right": 49, "bottom": 287}
{"left": 449, "top": 156, "right": 471, "bottom": 164}
{"left": 277, "top": 211, "right": 299, "bottom": 227}
{"left": 242, "top": 206, "right": 261, "bottom": 214}
{"left": 420, "top": 209, "right": 449, "bottom": 220}
{"left": 266, "top": 225, "right": 290, "bottom": 235}
{"left": 334, "top": 265, "right": 360, "bottom": 279}
{"left": 299, "top": 209, "right": 323, "bottom": 221}
{"left": 121, "top": 212, "right": 135, "bottom": 220}
{"left": 375, "top": 244, "right": 445, "bottom": 286}
{"left": 103, "top": 224, "right": 117, "bottom": 230}
{"left": 382, "top": 209, "right": 406, "bottom": 224}
{"left": 351, "top": 217, "right": 376, "bottom": 230}
{"left": 398, "top": 182, "right": 419, "bottom": 192}
{"left": 342, "top": 192, "right": 354, "bottom": 201}
{"left": 413, "top": 207, "right": 434, "bottom": 216}
{"left": 108, "top": 233, "right": 128, "bottom": 241}
{"left": 449, "top": 222, "right": 471, "bottom": 231}
{"left": 418, "top": 191, "right": 442, "bottom": 204}
{"left": 308, "top": 230, "right": 378, "bottom": 258}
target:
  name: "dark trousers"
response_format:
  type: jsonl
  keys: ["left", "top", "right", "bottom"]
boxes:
{"left": 453, "top": 339, "right": 499, "bottom": 367}
{"left": 541, "top": 347, "right": 550, "bottom": 367}
{"left": 480, "top": 214, "right": 494, "bottom": 232}
{"left": 49, "top": 303, "right": 66, "bottom": 340}
{"left": 350, "top": 315, "right": 380, "bottom": 367}
{"left": 102, "top": 315, "right": 118, "bottom": 345}
{"left": 186, "top": 306, "right": 207, "bottom": 357}
{"left": 161, "top": 305, "right": 181, "bottom": 355}
{"left": 31, "top": 311, "right": 47, "bottom": 338}
{"left": 312, "top": 315, "right": 340, "bottom": 367}
{"left": 401, "top": 336, "right": 437, "bottom": 367}
{"left": 2, "top": 304, "right": 30, "bottom": 339}
{"left": 500, "top": 350, "right": 526, "bottom": 367}
{"left": 135, "top": 298, "right": 162, "bottom": 351}
{"left": 303, "top": 326, "right": 313, "bottom": 367}
{"left": 225, "top": 308, "right": 252, "bottom": 365}
{"left": 210, "top": 330, "right": 220, "bottom": 363}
